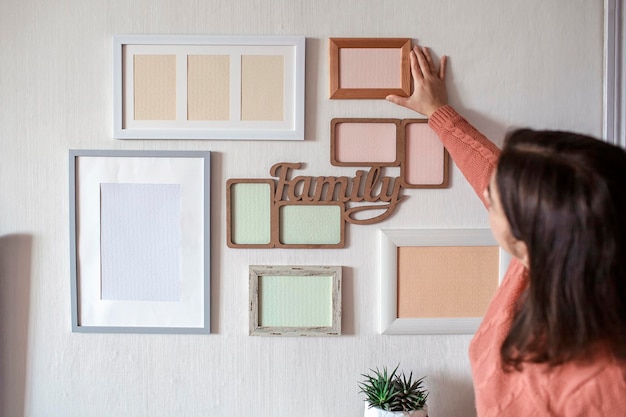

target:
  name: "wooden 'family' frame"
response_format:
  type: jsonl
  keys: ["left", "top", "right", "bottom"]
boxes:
{"left": 226, "top": 179, "right": 346, "bottom": 249}
{"left": 330, "top": 118, "right": 449, "bottom": 188}
{"left": 400, "top": 119, "right": 450, "bottom": 188}
{"left": 69, "top": 150, "right": 211, "bottom": 333}
{"left": 379, "top": 229, "right": 511, "bottom": 335}
{"left": 329, "top": 38, "right": 411, "bottom": 99}
{"left": 249, "top": 265, "right": 342, "bottom": 336}
{"left": 113, "top": 35, "right": 305, "bottom": 140}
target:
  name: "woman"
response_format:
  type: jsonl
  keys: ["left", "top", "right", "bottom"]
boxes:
{"left": 387, "top": 45, "right": 626, "bottom": 416}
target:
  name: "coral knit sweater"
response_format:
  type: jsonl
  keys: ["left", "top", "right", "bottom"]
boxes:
{"left": 428, "top": 106, "right": 626, "bottom": 417}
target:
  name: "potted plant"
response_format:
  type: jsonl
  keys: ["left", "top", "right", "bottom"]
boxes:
{"left": 358, "top": 365, "right": 429, "bottom": 417}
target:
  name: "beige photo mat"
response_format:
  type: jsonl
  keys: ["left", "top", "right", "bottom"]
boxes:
{"left": 125, "top": 45, "right": 285, "bottom": 123}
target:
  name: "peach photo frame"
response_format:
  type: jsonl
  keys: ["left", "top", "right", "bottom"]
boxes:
{"left": 379, "top": 229, "right": 512, "bottom": 335}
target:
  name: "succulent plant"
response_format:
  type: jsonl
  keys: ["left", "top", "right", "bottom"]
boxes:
{"left": 391, "top": 371, "right": 428, "bottom": 411}
{"left": 358, "top": 365, "right": 428, "bottom": 412}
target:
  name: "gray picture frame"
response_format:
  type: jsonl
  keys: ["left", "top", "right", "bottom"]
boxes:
{"left": 69, "top": 149, "right": 211, "bottom": 334}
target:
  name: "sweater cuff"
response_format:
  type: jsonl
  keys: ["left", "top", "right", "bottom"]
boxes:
{"left": 428, "top": 105, "right": 460, "bottom": 129}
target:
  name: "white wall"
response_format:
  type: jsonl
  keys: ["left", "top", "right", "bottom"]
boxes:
{"left": 0, "top": 1, "right": 603, "bottom": 416}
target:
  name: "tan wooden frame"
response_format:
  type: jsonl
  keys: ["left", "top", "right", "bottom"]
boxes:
{"left": 226, "top": 180, "right": 346, "bottom": 248}
{"left": 399, "top": 119, "right": 450, "bottom": 189}
{"left": 226, "top": 179, "right": 275, "bottom": 249}
{"left": 330, "top": 118, "right": 401, "bottom": 167}
{"left": 329, "top": 38, "right": 411, "bottom": 99}
{"left": 274, "top": 200, "right": 345, "bottom": 248}
{"left": 330, "top": 118, "right": 449, "bottom": 188}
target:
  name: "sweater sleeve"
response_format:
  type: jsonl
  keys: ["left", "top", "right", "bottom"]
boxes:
{"left": 562, "top": 377, "right": 626, "bottom": 417}
{"left": 428, "top": 105, "right": 501, "bottom": 207}
{"left": 557, "top": 358, "right": 626, "bottom": 417}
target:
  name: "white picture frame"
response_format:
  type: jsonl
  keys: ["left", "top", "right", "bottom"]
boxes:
{"left": 69, "top": 150, "right": 211, "bottom": 333}
{"left": 113, "top": 35, "right": 305, "bottom": 140}
{"left": 379, "top": 229, "right": 511, "bottom": 335}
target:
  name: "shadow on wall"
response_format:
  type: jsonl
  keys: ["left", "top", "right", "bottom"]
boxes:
{"left": 428, "top": 372, "right": 476, "bottom": 417}
{"left": 0, "top": 234, "right": 33, "bottom": 417}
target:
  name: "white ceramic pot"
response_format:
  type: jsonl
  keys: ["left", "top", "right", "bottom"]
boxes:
{"left": 363, "top": 405, "right": 428, "bottom": 417}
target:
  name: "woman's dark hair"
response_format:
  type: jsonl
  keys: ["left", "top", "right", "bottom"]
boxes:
{"left": 496, "top": 128, "right": 626, "bottom": 370}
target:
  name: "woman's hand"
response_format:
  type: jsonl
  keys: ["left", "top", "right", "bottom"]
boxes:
{"left": 386, "top": 45, "right": 448, "bottom": 117}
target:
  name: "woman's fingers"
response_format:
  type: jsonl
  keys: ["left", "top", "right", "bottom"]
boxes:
{"left": 386, "top": 43, "right": 448, "bottom": 116}
{"left": 421, "top": 46, "right": 436, "bottom": 75}
{"left": 438, "top": 55, "right": 447, "bottom": 80}
{"left": 409, "top": 47, "right": 423, "bottom": 81}
{"left": 385, "top": 93, "right": 408, "bottom": 107}
{"left": 413, "top": 46, "right": 431, "bottom": 79}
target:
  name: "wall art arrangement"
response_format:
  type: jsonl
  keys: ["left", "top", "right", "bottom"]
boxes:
{"left": 113, "top": 35, "right": 305, "bottom": 140}
{"left": 329, "top": 38, "right": 411, "bottom": 99}
{"left": 226, "top": 161, "right": 405, "bottom": 248}
{"left": 226, "top": 116, "right": 449, "bottom": 248}
{"left": 249, "top": 265, "right": 342, "bottom": 336}
{"left": 379, "top": 229, "right": 511, "bottom": 335}
{"left": 69, "top": 150, "right": 211, "bottom": 333}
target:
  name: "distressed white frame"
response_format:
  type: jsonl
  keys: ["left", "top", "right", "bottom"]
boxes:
{"left": 69, "top": 150, "right": 211, "bottom": 333}
{"left": 379, "top": 229, "right": 511, "bottom": 335}
{"left": 113, "top": 35, "right": 305, "bottom": 140}
{"left": 604, "top": 0, "right": 625, "bottom": 148}
{"left": 249, "top": 265, "right": 342, "bottom": 336}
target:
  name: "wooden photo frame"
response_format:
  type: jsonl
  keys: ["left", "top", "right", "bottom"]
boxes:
{"left": 226, "top": 179, "right": 275, "bottom": 248}
{"left": 329, "top": 117, "right": 448, "bottom": 188}
{"left": 69, "top": 150, "right": 211, "bottom": 333}
{"left": 113, "top": 35, "right": 305, "bottom": 140}
{"left": 329, "top": 38, "right": 411, "bottom": 99}
{"left": 400, "top": 119, "right": 449, "bottom": 188}
{"left": 379, "top": 229, "right": 511, "bottom": 335}
{"left": 330, "top": 118, "right": 401, "bottom": 167}
{"left": 274, "top": 201, "right": 345, "bottom": 248}
{"left": 226, "top": 180, "right": 346, "bottom": 249}
{"left": 249, "top": 265, "right": 342, "bottom": 336}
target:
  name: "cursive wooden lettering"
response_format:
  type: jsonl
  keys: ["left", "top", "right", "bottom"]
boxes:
{"left": 269, "top": 162, "right": 405, "bottom": 225}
